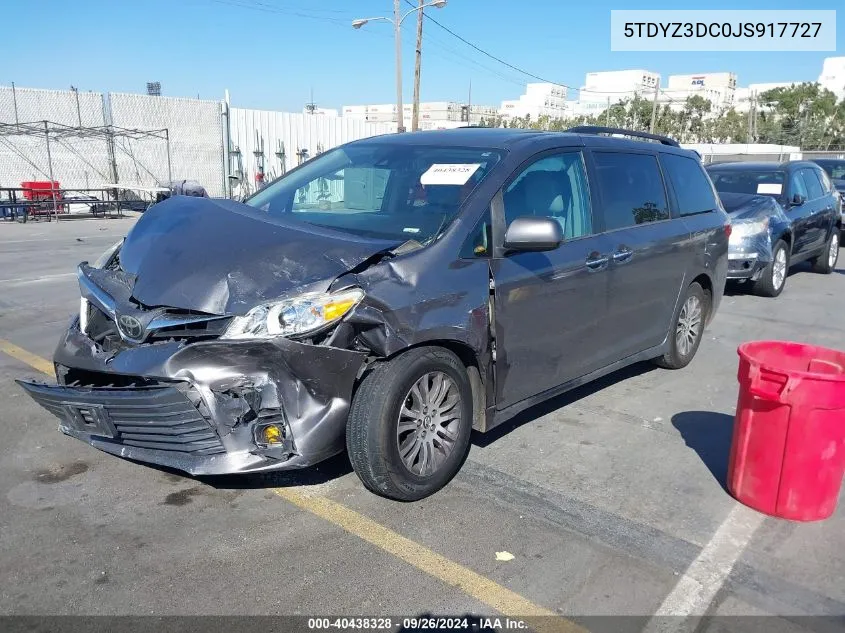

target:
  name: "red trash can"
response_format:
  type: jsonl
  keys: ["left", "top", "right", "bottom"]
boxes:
{"left": 728, "top": 341, "right": 845, "bottom": 521}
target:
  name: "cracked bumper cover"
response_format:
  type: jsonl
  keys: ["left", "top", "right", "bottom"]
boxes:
{"left": 17, "top": 323, "right": 366, "bottom": 475}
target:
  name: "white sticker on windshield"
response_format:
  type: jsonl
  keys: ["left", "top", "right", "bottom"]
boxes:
{"left": 420, "top": 163, "right": 481, "bottom": 186}
{"left": 757, "top": 183, "right": 782, "bottom": 194}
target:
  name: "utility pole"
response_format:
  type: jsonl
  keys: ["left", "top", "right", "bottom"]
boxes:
{"left": 394, "top": 0, "right": 405, "bottom": 132}
{"left": 649, "top": 77, "right": 661, "bottom": 134}
{"left": 746, "top": 91, "right": 754, "bottom": 143}
{"left": 411, "top": 0, "right": 424, "bottom": 132}
{"left": 605, "top": 96, "right": 610, "bottom": 126}
{"left": 467, "top": 80, "right": 472, "bottom": 125}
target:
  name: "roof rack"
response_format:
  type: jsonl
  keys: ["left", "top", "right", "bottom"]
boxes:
{"left": 566, "top": 125, "right": 680, "bottom": 148}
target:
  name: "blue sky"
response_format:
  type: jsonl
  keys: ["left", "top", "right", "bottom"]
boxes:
{"left": 2, "top": 0, "right": 842, "bottom": 111}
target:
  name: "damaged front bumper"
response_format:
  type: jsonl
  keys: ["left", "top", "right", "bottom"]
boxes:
{"left": 17, "top": 323, "right": 366, "bottom": 475}
{"left": 727, "top": 236, "right": 772, "bottom": 281}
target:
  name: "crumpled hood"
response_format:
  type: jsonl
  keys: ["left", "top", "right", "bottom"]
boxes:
{"left": 117, "top": 197, "right": 397, "bottom": 315}
{"left": 719, "top": 192, "right": 784, "bottom": 222}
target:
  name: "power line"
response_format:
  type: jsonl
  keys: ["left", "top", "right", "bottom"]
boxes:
{"left": 401, "top": 0, "right": 655, "bottom": 98}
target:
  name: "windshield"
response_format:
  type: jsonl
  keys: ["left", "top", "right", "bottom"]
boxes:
{"left": 245, "top": 143, "right": 503, "bottom": 242}
{"left": 814, "top": 160, "right": 845, "bottom": 180}
{"left": 707, "top": 169, "right": 786, "bottom": 201}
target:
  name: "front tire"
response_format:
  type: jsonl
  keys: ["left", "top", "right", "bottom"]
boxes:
{"left": 346, "top": 346, "right": 473, "bottom": 501}
{"left": 653, "top": 282, "right": 710, "bottom": 370}
{"left": 811, "top": 231, "right": 839, "bottom": 274}
{"left": 751, "top": 239, "right": 788, "bottom": 297}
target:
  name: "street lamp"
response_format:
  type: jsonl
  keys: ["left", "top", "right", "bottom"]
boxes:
{"left": 353, "top": 0, "right": 447, "bottom": 133}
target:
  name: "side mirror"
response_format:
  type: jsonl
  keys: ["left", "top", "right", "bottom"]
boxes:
{"left": 503, "top": 216, "right": 563, "bottom": 252}
{"left": 790, "top": 193, "right": 806, "bottom": 206}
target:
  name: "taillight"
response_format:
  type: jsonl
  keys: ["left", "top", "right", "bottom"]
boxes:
{"left": 724, "top": 223, "right": 732, "bottom": 239}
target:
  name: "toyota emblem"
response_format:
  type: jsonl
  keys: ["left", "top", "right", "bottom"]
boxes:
{"left": 117, "top": 314, "right": 144, "bottom": 340}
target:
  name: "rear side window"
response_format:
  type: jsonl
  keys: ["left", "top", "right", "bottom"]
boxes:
{"left": 661, "top": 154, "right": 718, "bottom": 216}
{"left": 801, "top": 169, "right": 824, "bottom": 200}
{"left": 818, "top": 169, "right": 834, "bottom": 193}
{"left": 593, "top": 152, "right": 670, "bottom": 231}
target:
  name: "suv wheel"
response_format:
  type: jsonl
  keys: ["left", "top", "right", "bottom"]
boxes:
{"left": 347, "top": 346, "right": 473, "bottom": 501}
{"left": 653, "top": 282, "right": 710, "bottom": 370}
{"left": 752, "top": 239, "right": 788, "bottom": 297}
{"left": 811, "top": 231, "right": 839, "bottom": 274}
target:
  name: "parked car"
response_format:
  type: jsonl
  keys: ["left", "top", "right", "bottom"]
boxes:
{"left": 809, "top": 158, "right": 845, "bottom": 238}
{"left": 714, "top": 191, "right": 792, "bottom": 296}
{"left": 707, "top": 161, "right": 841, "bottom": 288}
{"left": 18, "top": 126, "right": 729, "bottom": 501}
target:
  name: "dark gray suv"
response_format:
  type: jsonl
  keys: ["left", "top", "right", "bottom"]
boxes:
{"left": 18, "top": 126, "right": 729, "bottom": 500}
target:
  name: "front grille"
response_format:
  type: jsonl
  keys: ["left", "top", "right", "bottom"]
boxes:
{"left": 58, "top": 366, "right": 159, "bottom": 388}
{"left": 83, "top": 303, "right": 230, "bottom": 349}
{"left": 20, "top": 381, "right": 226, "bottom": 456}
{"left": 147, "top": 317, "right": 230, "bottom": 342}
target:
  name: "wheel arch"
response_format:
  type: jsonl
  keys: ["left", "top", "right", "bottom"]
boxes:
{"left": 378, "top": 339, "right": 489, "bottom": 433}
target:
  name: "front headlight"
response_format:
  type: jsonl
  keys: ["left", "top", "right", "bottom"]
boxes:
{"left": 221, "top": 288, "right": 364, "bottom": 340}
{"left": 730, "top": 218, "right": 769, "bottom": 240}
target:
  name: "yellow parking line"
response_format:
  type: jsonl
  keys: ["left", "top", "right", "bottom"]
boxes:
{"left": 1, "top": 340, "right": 582, "bottom": 631}
{"left": 0, "top": 339, "right": 54, "bottom": 376}
{"left": 273, "top": 489, "right": 582, "bottom": 630}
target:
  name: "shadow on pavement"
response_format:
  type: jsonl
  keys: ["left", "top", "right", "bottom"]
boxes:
{"left": 472, "top": 361, "right": 657, "bottom": 448}
{"left": 672, "top": 410, "right": 735, "bottom": 491}
{"left": 134, "top": 451, "right": 355, "bottom": 491}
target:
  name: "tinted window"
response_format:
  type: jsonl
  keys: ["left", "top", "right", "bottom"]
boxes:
{"left": 593, "top": 152, "right": 670, "bottom": 230}
{"left": 503, "top": 151, "right": 593, "bottom": 239}
{"left": 818, "top": 169, "right": 834, "bottom": 193}
{"left": 801, "top": 169, "right": 824, "bottom": 200}
{"left": 790, "top": 171, "right": 808, "bottom": 199}
{"left": 709, "top": 169, "right": 786, "bottom": 200}
{"left": 815, "top": 160, "right": 845, "bottom": 180}
{"left": 661, "top": 153, "right": 718, "bottom": 215}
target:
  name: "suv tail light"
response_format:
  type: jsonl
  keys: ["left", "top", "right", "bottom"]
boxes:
{"left": 724, "top": 223, "right": 732, "bottom": 239}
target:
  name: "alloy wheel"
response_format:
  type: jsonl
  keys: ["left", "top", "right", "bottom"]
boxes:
{"left": 772, "top": 247, "right": 787, "bottom": 290}
{"left": 676, "top": 295, "right": 702, "bottom": 358}
{"left": 829, "top": 233, "right": 840, "bottom": 269}
{"left": 396, "top": 371, "right": 462, "bottom": 477}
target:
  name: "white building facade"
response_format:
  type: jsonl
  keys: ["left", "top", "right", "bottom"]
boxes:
{"left": 661, "top": 72, "right": 737, "bottom": 110}
{"left": 342, "top": 101, "right": 497, "bottom": 128}
{"left": 498, "top": 83, "right": 567, "bottom": 121}
{"left": 818, "top": 56, "right": 845, "bottom": 101}
{"left": 566, "top": 69, "right": 660, "bottom": 117}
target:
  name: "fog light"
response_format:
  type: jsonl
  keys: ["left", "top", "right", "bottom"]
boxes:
{"left": 261, "top": 424, "right": 284, "bottom": 445}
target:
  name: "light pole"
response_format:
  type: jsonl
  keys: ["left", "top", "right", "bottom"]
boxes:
{"left": 353, "top": 0, "right": 447, "bottom": 133}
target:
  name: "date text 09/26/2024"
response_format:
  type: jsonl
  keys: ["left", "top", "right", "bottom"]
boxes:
{"left": 307, "top": 617, "right": 530, "bottom": 630}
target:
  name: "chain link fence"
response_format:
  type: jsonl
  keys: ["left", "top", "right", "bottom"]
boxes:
{"left": 109, "top": 93, "right": 225, "bottom": 197}
{"left": 0, "top": 86, "right": 111, "bottom": 189}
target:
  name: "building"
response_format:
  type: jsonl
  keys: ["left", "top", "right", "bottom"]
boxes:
{"left": 342, "top": 101, "right": 498, "bottom": 128}
{"left": 498, "top": 83, "right": 567, "bottom": 121}
{"left": 661, "top": 72, "right": 737, "bottom": 110}
{"left": 734, "top": 82, "right": 798, "bottom": 112}
{"left": 566, "top": 69, "right": 660, "bottom": 118}
{"left": 818, "top": 56, "right": 845, "bottom": 101}
{"left": 302, "top": 107, "right": 339, "bottom": 117}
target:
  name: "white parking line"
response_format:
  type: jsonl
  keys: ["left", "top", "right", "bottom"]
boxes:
{"left": 642, "top": 503, "right": 765, "bottom": 632}
{"left": 0, "top": 272, "right": 76, "bottom": 285}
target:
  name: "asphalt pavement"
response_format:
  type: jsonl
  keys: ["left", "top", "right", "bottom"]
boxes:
{"left": 0, "top": 216, "right": 843, "bottom": 632}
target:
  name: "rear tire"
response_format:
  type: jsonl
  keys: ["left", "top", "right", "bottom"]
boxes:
{"left": 346, "top": 346, "right": 473, "bottom": 501}
{"left": 653, "top": 282, "right": 710, "bottom": 370}
{"left": 751, "top": 239, "right": 788, "bottom": 297}
{"left": 811, "top": 231, "right": 839, "bottom": 274}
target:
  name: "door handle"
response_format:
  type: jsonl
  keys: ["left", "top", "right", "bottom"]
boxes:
{"left": 612, "top": 248, "right": 633, "bottom": 263}
{"left": 585, "top": 255, "right": 609, "bottom": 271}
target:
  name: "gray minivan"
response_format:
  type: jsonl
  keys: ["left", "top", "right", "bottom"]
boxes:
{"left": 18, "top": 126, "right": 729, "bottom": 500}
